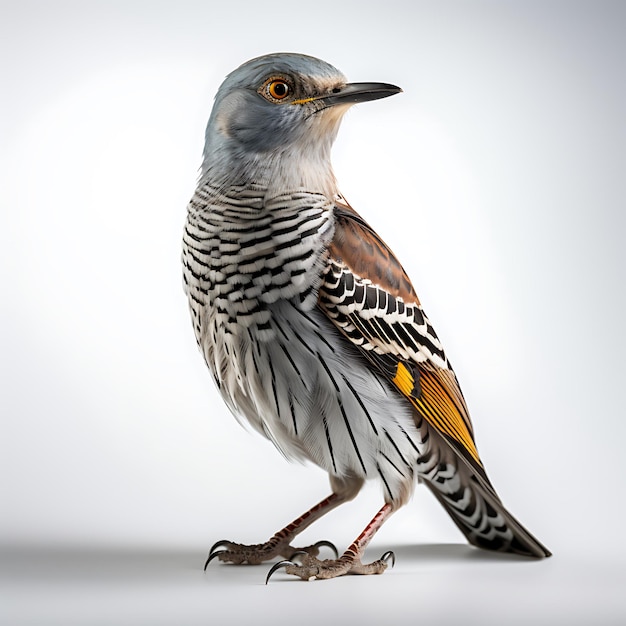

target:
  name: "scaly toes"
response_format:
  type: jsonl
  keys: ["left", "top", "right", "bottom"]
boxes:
{"left": 266, "top": 554, "right": 348, "bottom": 583}
{"left": 349, "top": 550, "right": 395, "bottom": 575}
{"left": 204, "top": 538, "right": 339, "bottom": 570}
{"left": 266, "top": 551, "right": 395, "bottom": 582}
{"left": 287, "top": 540, "right": 339, "bottom": 560}
{"left": 204, "top": 540, "right": 274, "bottom": 568}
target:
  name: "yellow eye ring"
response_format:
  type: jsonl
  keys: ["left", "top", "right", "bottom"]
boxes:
{"left": 264, "top": 79, "right": 292, "bottom": 101}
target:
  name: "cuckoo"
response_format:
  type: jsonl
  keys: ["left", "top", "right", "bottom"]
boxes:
{"left": 182, "top": 52, "right": 551, "bottom": 582}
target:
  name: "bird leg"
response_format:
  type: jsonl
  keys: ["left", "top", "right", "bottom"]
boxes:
{"left": 266, "top": 502, "right": 396, "bottom": 582}
{"left": 205, "top": 492, "right": 346, "bottom": 568}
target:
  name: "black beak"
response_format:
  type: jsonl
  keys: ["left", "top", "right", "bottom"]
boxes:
{"left": 321, "top": 82, "right": 402, "bottom": 106}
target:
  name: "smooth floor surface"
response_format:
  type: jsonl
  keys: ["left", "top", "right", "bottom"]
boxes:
{"left": 2, "top": 542, "right": 624, "bottom": 626}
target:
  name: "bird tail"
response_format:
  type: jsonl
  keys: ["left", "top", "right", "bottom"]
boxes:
{"left": 423, "top": 464, "right": 551, "bottom": 558}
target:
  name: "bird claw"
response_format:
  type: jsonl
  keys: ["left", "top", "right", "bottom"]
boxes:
{"left": 209, "top": 539, "right": 233, "bottom": 555}
{"left": 204, "top": 539, "right": 237, "bottom": 570}
{"left": 204, "top": 539, "right": 235, "bottom": 570}
{"left": 381, "top": 550, "right": 395, "bottom": 568}
{"left": 204, "top": 549, "right": 228, "bottom": 571}
{"left": 266, "top": 559, "right": 299, "bottom": 584}
{"left": 311, "top": 540, "right": 339, "bottom": 559}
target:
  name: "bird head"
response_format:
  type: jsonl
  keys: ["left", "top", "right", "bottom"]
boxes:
{"left": 201, "top": 53, "right": 401, "bottom": 198}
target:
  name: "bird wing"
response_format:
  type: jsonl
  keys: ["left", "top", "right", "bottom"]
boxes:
{"left": 319, "top": 200, "right": 484, "bottom": 471}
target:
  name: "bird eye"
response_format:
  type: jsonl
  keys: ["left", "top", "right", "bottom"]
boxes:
{"left": 264, "top": 79, "right": 292, "bottom": 102}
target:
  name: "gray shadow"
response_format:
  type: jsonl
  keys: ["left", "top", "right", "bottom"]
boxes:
{"left": 371, "top": 542, "right": 541, "bottom": 564}
{"left": 0, "top": 543, "right": 205, "bottom": 584}
{"left": 1, "top": 540, "right": 538, "bottom": 585}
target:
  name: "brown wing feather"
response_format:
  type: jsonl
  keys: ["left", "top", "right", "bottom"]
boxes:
{"left": 321, "top": 200, "right": 483, "bottom": 468}
{"left": 330, "top": 200, "right": 419, "bottom": 303}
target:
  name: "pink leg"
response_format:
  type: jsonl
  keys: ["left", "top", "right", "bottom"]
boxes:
{"left": 343, "top": 502, "right": 395, "bottom": 574}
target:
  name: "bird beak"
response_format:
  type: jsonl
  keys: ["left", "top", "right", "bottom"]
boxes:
{"left": 320, "top": 82, "right": 403, "bottom": 106}
{"left": 291, "top": 82, "right": 402, "bottom": 108}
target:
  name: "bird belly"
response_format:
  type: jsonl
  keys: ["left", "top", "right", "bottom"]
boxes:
{"left": 210, "top": 298, "right": 428, "bottom": 506}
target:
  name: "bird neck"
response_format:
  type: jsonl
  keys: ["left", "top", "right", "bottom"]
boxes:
{"left": 201, "top": 143, "right": 339, "bottom": 201}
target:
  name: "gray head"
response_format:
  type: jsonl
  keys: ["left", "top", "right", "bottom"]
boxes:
{"left": 201, "top": 53, "right": 401, "bottom": 197}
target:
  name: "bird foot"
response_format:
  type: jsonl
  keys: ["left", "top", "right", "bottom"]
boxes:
{"left": 205, "top": 539, "right": 338, "bottom": 569}
{"left": 266, "top": 550, "right": 395, "bottom": 582}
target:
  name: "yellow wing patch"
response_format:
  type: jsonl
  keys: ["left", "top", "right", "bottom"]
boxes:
{"left": 392, "top": 362, "right": 416, "bottom": 397}
{"left": 391, "top": 363, "right": 482, "bottom": 466}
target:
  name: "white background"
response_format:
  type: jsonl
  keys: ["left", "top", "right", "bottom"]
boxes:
{"left": 2, "top": 1, "right": 625, "bottom": 624}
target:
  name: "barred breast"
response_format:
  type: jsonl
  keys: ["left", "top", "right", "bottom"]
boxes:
{"left": 183, "top": 183, "right": 334, "bottom": 417}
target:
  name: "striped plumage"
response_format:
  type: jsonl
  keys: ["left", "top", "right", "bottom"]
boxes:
{"left": 183, "top": 53, "right": 550, "bottom": 580}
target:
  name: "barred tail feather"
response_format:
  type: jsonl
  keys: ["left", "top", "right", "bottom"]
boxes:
{"left": 424, "top": 470, "right": 551, "bottom": 558}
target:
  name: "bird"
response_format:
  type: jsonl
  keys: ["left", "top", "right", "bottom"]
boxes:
{"left": 182, "top": 52, "right": 551, "bottom": 581}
